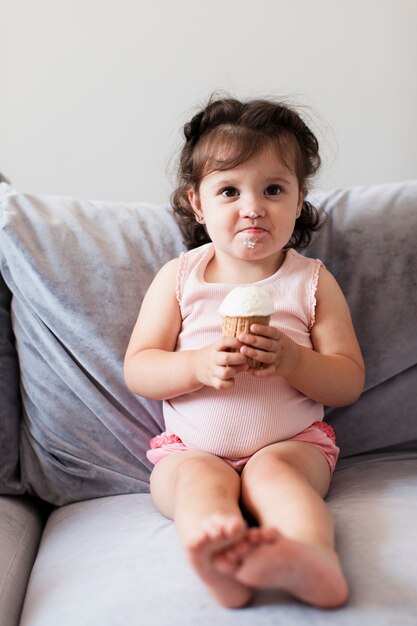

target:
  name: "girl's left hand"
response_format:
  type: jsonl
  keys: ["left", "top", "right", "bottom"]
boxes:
{"left": 238, "top": 324, "right": 300, "bottom": 378}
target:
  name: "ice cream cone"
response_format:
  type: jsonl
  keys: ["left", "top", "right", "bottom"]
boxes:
{"left": 219, "top": 286, "right": 274, "bottom": 369}
{"left": 222, "top": 315, "right": 271, "bottom": 368}
{"left": 222, "top": 315, "right": 271, "bottom": 337}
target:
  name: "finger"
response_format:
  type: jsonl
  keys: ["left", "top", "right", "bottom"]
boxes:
{"left": 249, "top": 324, "right": 280, "bottom": 338}
{"left": 212, "top": 377, "right": 235, "bottom": 390}
{"left": 238, "top": 333, "right": 274, "bottom": 352}
{"left": 215, "top": 364, "right": 237, "bottom": 381}
{"left": 239, "top": 334, "right": 278, "bottom": 358}
{"left": 220, "top": 358, "right": 250, "bottom": 381}
{"left": 217, "top": 351, "right": 248, "bottom": 367}
{"left": 240, "top": 344, "right": 277, "bottom": 368}
{"left": 215, "top": 366, "right": 250, "bottom": 388}
{"left": 216, "top": 336, "right": 244, "bottom": 351}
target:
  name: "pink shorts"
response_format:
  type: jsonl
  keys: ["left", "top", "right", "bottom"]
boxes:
{"left": 146, "top": 421, "right": 340, "bottom": 476}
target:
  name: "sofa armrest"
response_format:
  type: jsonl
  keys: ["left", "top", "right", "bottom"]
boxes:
{"left": 0, "top": 496, "right": 45, "bottom": 626}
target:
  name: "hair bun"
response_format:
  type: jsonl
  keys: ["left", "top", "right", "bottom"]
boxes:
{"left": 184, "top": 99, "right": 243, "bottom": 143}
{"left": 184, "top": 111, "right": 205, "bottom": 142}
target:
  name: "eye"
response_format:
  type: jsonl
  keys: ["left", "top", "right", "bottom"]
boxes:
{"left": 265, "top": 184, "right": 282, "bottom": 196}
{"left": 220, "top": 187, "right": 239, "bottom": 198}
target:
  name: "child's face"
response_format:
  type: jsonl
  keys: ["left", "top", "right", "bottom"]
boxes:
{"left": 188, "top": 146, "right": 304, "bottom": 266}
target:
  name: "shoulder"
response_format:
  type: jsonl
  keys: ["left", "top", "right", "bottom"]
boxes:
{"left": 315, "top": 265, "right": 343, "bottom": 297}
{"left": 143, "top": 257, "right": 181, "bottom": 305}
{"left": 314, "top": 264, "right": 351, "bottom": 320}
{"left": 137, "top": 257, "right": 182, "bottom": 332}
{"left": 286, "top": 249, "right": 324, "bottom": 271}
{"left": 148, "top": 244, "right": 213, "bottom": 304}
{"left": 283, "top": 251, "right": 327, "bottom": 329}
{"left": 176, "top": 243, "right": 214, "bottom": 301}
{"left": 151, "top": 256, "right": 180, "bottom": 284}
{"left": 182, "top": 242, "right": 214, "bottom": 263}
{"left": 284, "top": 250, "right": 324, "bottom": 290}
{"left": 175, "top": 243, "right": 213, "bottom": 281}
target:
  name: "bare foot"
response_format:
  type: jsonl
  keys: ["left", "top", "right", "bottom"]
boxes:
{"left": 185, "top": 514, "right": 253, "bottom": 608}
{"left": 214, "top": 526, "right": 278, "bottom": 575}
{"left": 234, "top": 529, "right": 348, "bottom": 608}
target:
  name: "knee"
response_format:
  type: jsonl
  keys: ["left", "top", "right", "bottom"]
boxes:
{"left": 243, "top": 448, "right": 298, "bottom": 486}
{"left": 173, "top": 453, "right": 213, "bottom": 488}
{"left": 174, "top": 453, "right": 239, "bottom": 497}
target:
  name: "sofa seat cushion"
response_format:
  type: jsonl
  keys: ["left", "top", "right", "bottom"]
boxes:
{"left": 19, "top": 453, "right": 417, "bottom": 626}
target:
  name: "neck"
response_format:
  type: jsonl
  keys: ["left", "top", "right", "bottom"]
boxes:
{"left": 205, "top": 248, "right": 286, "bottom": 284}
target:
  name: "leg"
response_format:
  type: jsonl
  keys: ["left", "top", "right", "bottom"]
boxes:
{"left": 235, "top": 441, "right": 348, "bottom": 607}
{"left": 150, "top": 450, "right": 253, "bottom": 608}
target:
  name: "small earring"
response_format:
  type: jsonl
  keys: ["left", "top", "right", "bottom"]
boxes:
{"left": 196, "top": 214, "right": 205, "bottom": 223}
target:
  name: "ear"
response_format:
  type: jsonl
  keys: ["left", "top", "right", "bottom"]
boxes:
{"left": 296, "top": 190, "right": 305, "bottom": 218}
{"left": 188, "top": 189, "right": 205, "bottom": 223}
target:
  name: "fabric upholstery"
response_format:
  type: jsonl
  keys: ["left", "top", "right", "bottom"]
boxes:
{"left": 306, "top": 181, "right": 417, "bottom": 455}
{"left": 0, "top": 496, "right": 44, "bottom": 626}
{"left": 0, "top": 272, "right": 24, "bottom": 494}
{"left": 18, "top": 454, "right": 417, "bottom": 626}
{"left": 0, "top": 173, "right": 23, "bottom": 494}
{"left": 1, "top": 180, "right": 416, "bottom": 504}
{"left": 0, "top": 184, "right": 184, "bottom": 505}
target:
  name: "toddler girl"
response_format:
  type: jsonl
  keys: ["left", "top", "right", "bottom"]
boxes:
{"left": 124, "top": 96, "right": 365, "bottom": 609}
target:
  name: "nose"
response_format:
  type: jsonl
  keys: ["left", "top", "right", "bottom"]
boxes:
{"left": 240, "top": 199, "right": 265, "bottom": 219}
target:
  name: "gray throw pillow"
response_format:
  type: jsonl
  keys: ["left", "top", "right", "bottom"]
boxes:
{"left": 0, "top": 184, "right": 184, "bottom": 505}
{"left": 305, "top": 180, "right": 417, "bottom": 456}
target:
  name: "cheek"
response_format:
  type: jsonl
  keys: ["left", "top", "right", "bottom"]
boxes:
{"left": 205, "top": 207, "right": 234, "bottom": 227}
{"left": 272, "top": 211, "right": 298, "bottom": 237}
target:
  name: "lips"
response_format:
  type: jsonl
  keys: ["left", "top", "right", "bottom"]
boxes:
{"left": 238, "top": 227, "right": 267, "bottom": 235}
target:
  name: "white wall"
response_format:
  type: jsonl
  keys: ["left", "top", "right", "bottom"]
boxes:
{"left": 1, "top": 0, "right": 416, "bottom": 202}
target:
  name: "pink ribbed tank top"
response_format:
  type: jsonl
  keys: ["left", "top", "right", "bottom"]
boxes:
{"left": 163, "top": 243, "right": 324, "bottom": 459}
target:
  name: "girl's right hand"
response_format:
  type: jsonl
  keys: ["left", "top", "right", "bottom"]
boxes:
{"left": 194, "top": 338, "right": 249, "bottom": 390}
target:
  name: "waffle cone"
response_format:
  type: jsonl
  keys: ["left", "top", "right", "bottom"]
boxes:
{"left": 222, "top": 315, "right": 270, "bottom": 369}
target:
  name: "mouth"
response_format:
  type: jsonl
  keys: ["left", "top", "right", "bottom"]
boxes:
{"left": 237, "top": 227, "right": 267, "bottom": 236}
{"left": 237, "top": 227, "right": 268, "bottom": 250}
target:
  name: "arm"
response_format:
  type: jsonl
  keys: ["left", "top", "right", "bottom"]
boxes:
{"left": 238, "top": 267, "right": 365, "bottom": 407}
{"left": 124, "top": 258, "right": 249, "bottom": 400}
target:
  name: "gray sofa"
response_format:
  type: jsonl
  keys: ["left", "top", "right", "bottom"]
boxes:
{"left": 1, "top": 179, "right": 416, "bottom": 626}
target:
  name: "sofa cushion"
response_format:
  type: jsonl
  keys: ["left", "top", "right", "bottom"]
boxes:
{"left": 0, "top": 183, "right": 184, "bottom": 505}
{"left": 0, "top": 272, "right": 25, "bottom": 494}
{"left": 18, "top": 453, "right": 417, "bottom": 626}
{"left": 0, "top": 168, "right": 23, "bottom": 495}
{"left": 306, "top": 181, "right": 417, "bottom": 456}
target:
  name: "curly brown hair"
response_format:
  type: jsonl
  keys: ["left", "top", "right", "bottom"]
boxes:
{"left": 171, "top": 96, "right": 323, "bottom": 250}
